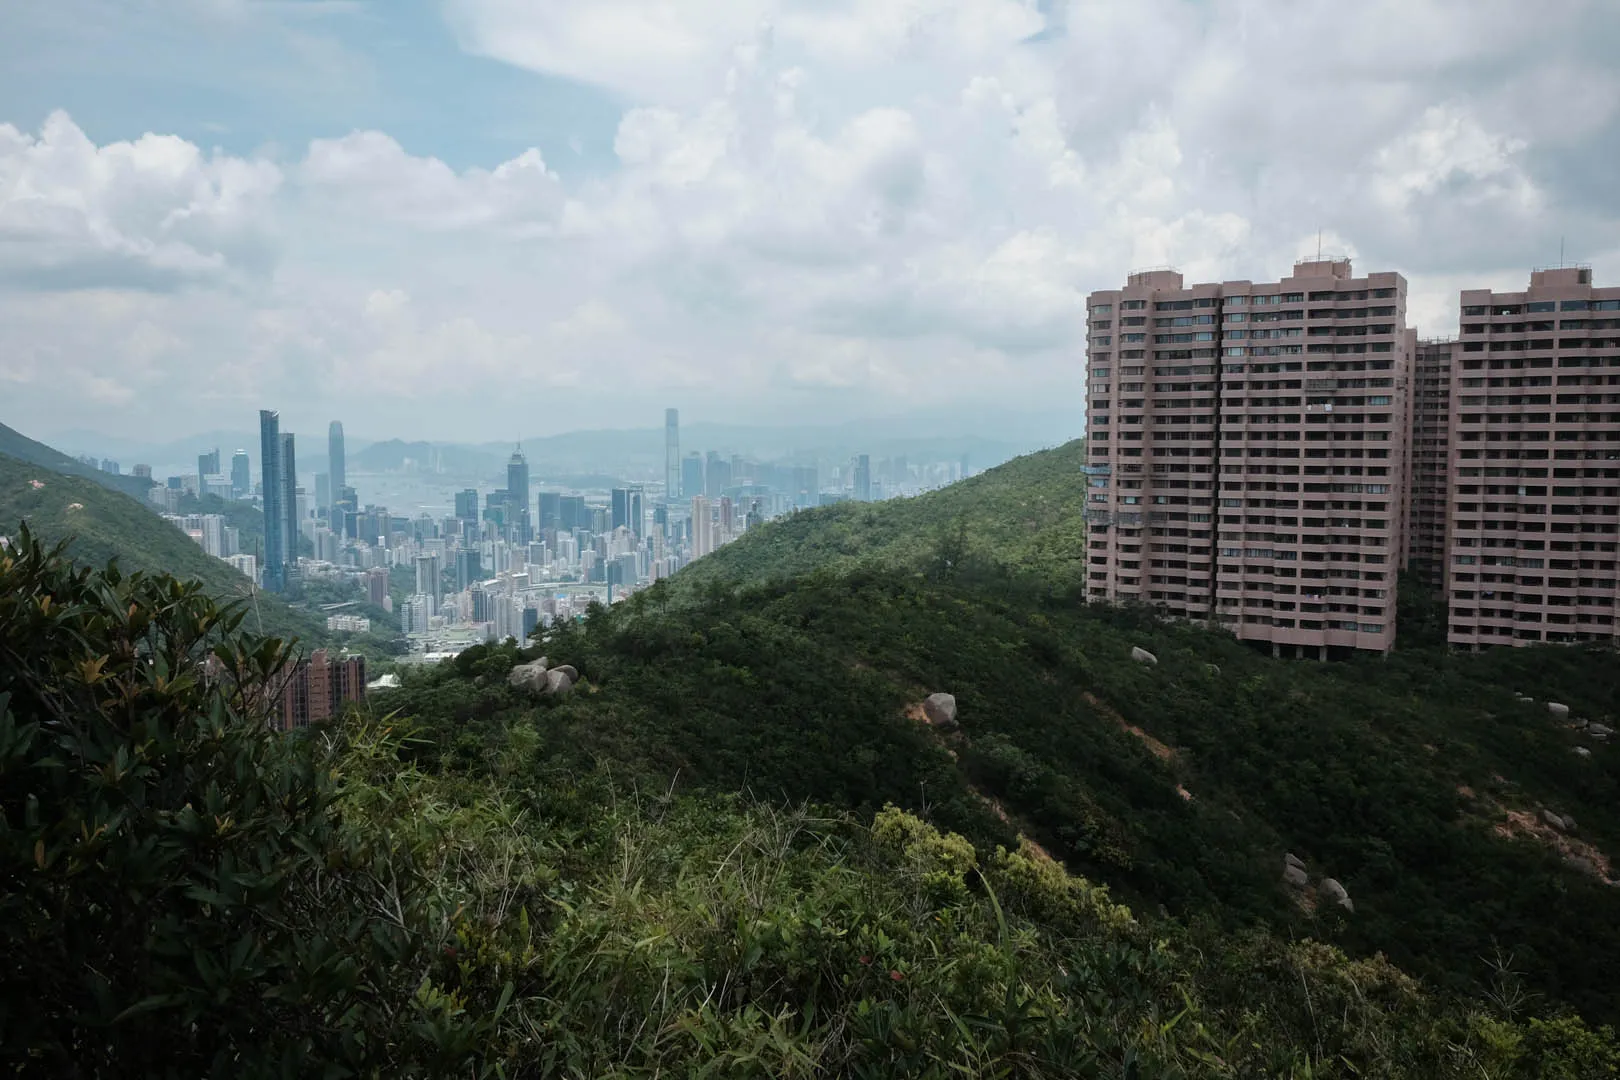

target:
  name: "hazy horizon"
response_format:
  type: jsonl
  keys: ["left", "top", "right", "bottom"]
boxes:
{"left": 3, "top": 1, "right": 1619, "bottom": 440}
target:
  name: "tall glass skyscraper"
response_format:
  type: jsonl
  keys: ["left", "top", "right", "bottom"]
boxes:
{"left": 664, "top": 408, "right": 680, "bottom": 502}
{"left": 197, "top": 448, "right": 220, "bottom": 493}
{"left": 230, "top": 449, "right": 250, "bottom": 499}
{"left": 328, "top": 420, "right": 346, "bottom": 519}
{"left": 506, "top": 446, "right": 530, "bottom": 543}
{"left": 682, "top": 452, "right": 703, "bottom": 501}
{"left": 612, "top": 486, "right": 645, "bottom": 537}
{"left": 259, "top": 411, "right": 285, "bottom": 592}
{"left": 455, "top": 488, "right": 479, "bottom": 533}
{"left": 538, "top": 491, "right": 561, "bottom": 532}
{"left": 279, "top": 432, "right": 298, "bottom": 588}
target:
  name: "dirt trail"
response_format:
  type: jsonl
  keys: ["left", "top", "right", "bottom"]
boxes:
{"left": 899, "top": 698, "right": 1054, "bottom": 860}
{"left": 1082, "top": 691, "right": 1176, "bottom": 762}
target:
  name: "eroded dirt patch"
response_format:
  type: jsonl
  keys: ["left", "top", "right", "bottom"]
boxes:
{"left": 1083, "top": 691, "right": 1175, "bottom": 762}
{"left": 1494, "top": 809, "right": 1614, "bottom": 883}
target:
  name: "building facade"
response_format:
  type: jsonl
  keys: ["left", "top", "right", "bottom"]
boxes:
{"left": 1444, "top": 267, "right": 1620, "bottom": 647}
{"left": 682, "top": 453, "right": 704, "bottom": 501}
{"left": 1085, "top": 259, "right": 1414, "bottom": 656}
{"left": 259, "top": 411, "right": 286, "bottom": 593}
{"left": 612, "top": 486, "right": 645, "bottom": 538}
{"left": 328, "top": 420, "right": 346, "bottom": 521}
{"left": 279, "top": 432, "right": 298, "bottom": 588}
{"left": 665, "top": 408, "right": 680, "bottom": 502}
{"left": 273, "top": 649, "right": 366, "bottom": 731}
{"left": 854, "top": 454, "right": 872, "bottom": 502}
{"left": 230, "top": 450, "right": 250, "bottom": 498}
{"left": 506, "top": 447, "right": 531, "bottom": 544}
{"left": 197, "top": 448, "right": 220, "bottom": 493}
{"left": 1408, "top": 340, "right": 1457, "bottom": 587}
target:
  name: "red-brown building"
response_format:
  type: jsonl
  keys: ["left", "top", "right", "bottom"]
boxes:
{"left": 274, "top": 649, "right": 366, "bottom": 730}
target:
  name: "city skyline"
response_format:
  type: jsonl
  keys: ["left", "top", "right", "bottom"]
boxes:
{"left": 139, "top": 395, "right": 948, "bottom": 661}
{"left": 4, "top": 3, "right": 1619, "bottom": 440}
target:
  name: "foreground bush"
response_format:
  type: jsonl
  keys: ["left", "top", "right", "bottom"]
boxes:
{"left": 3, "top": 529, "right": 1620, "bottom": 1077}
{"left": 0, "top": 528, "right": 471, "bottom": 1076}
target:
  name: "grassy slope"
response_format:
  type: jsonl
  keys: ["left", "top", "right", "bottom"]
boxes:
{"left": 0, "top": 453, "right": 340, "bottom": 652}
{"left": 0, "top": 419, "right": 155, "bottom": 501}
{"left": 531, "top": 575, "right": 1620, "bottom": 1018}
{"left": 388, "top": 438, "right": 1620, "bottom": 1024}
{"left": 676, "top": 438, "right": 1090, "bottom": 589}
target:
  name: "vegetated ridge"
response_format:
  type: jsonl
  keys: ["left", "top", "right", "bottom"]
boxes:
{"left": 7, "top": 524, "right": 1620, "bottom": 1076}
{"left": 11, "top": 433, "right": 1620, "bottom": 1076}
{"left": 0, "top": 451, "right": 395, "bottom": 657}
{"left": 389, "top": 437, "right": 1620, "bottom": 1027}
{"left": 676, "top": 438, "right": 1090, "bottom": 590}
{"left": 0, "top": 418, "right": 155, "bottom": 500}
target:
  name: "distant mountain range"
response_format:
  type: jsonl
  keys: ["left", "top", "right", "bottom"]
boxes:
{"left": 46, "top": 409, "right": 1080, "bottom": 486}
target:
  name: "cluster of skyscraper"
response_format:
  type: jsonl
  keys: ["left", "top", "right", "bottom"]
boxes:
{"left": 144, "top": 405, "right": 973, "bottom": 651}
{"left": 1084, "top": 260, "right": 1620, "bottom": 654}
{"left": 248, "top": 413, "right": 358, "bottom": 594}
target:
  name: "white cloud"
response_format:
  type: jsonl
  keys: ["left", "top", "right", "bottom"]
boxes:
{"left": 0, "top": 110, "right": 281, "bottom": 289}
{"left": 1370, "top": 104, "right": 1537, "bottom": 215}
{"left": 4, "top": 0, "right": 1620, "bottom": 439}
{"left": 300, "top": 131, "right": 566, "bottom": 232}
{"left": 442, "top": 0, "right": 772, "bottom": 104}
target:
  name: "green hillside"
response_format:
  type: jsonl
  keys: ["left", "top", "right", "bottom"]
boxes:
{"left": 677, "top": 438, "right": 1090, "bottom": 589}
{"left": 8, "top": 528, "right": 1620, "bottom": 1077}
{"left": 0, "top": 452, "right": 394, "bottom": 657}
{"left": 0, "top": 419, "right": 155, "bottom": 500}
{"left": 379, "top": 440, "right": 1620, "bottom": 1030}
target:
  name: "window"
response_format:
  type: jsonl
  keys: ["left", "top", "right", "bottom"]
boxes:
{"left": 1226, "top": 296, "right": 1247, "bottom": 306}
{"left": 1122, "top": 300, "right": 1146, "bottom": 310}
{"left": 1527, "top": 301, "right": 1556, "bottom": 313}
{"left": 1092, "top": 303, "right": 1113, "bottom": 314}
{"left": 1561, "top": 300, "right": 1591, "bottom": 311}
{"left": 1463, "top": 305, "right": 1487, "bottom": 316}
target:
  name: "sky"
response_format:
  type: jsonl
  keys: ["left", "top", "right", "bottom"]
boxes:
{"left": 2, "top": 0, "right": 1619, "bottom": 444}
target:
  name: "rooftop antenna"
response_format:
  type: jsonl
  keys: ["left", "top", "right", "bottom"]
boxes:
{"left": 1316, "top": 228, "right": 1323, "bottom": 261}
{"left": 1559, "top": 236, "right": 1565, "bottom": 268}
